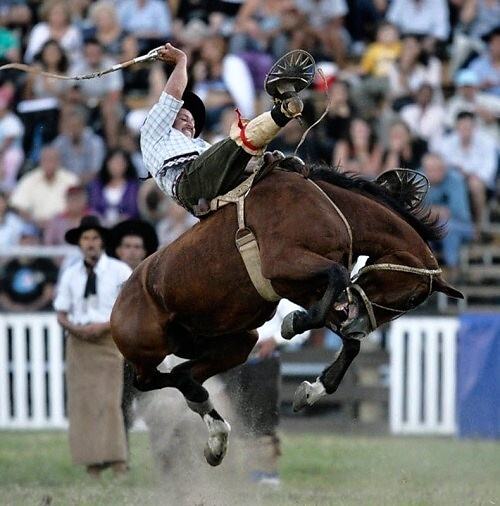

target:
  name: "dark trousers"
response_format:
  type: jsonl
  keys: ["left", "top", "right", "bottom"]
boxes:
{"left": 176, "top": 138, "right": 252, "bottom": 209}
{"left": 223, "top": 354, "right": 281, "bottom": 437}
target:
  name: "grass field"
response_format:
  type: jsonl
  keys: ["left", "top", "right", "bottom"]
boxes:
{"left": 0, "top": 431, "right": 499, "bottom": 505}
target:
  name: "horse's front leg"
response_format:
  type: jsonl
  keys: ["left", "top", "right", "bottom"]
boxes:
{"left": 293, "top": 337, "right": 360, "bottom": 412}
{"left": 281, "top": 263, "right": 349, "bottom": 340}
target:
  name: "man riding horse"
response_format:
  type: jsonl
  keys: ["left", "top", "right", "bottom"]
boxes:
{"left": 141, "top": 43, "right": 311, "bottom": 214}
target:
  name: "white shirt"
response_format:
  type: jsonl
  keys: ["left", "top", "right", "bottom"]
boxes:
{"left": 140, "top": 92, "right": 211, "bottom": 198}
{"left": 0, "top": 112, "right": 24, "bottom": 148}
{"left": 400, "top": 103, "right": 446, "bottom": 141}
{"left": 432, "top": 129, "right": 498, "bottom": 188}
{"left": 53, "top": 253, "right": 132, "bottom": 325}
{"left": 9, "top": 168, "right": 79, "bottom": 222}
{"left": 295, "top": 0, "right": 348, "bottom": 27}
{"left": 387, "top": 0, "right": 450, "bottom": 40}
{"left": 118, "top": 0, "right": 172, "bottom": 37}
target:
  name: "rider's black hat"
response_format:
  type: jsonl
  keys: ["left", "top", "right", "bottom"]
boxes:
{"left": 108, "top": 219, "right": 159, "bottom": 258}
{"left": 181, "top": 91, "right": 205, "bottom": 138}
{"left": 65, "top": 215, "right": 108, "bottom": 245}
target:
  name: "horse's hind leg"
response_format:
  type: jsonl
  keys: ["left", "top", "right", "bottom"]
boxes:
{"left": 281, "top": 262, "right": 349, "bottom": 339}
{"left": 168, "top": 330, "right": 258, "bottom": 466}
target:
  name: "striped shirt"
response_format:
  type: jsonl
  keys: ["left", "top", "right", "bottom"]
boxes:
{"left": 140, "top": 92, "right": 211, "bottom": 198}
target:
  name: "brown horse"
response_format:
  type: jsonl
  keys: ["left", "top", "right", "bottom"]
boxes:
{"left": 111, "top": 163, "right": 462, "bottom": 465}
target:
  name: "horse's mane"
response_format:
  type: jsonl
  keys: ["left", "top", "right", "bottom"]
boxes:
{"left": 307, "top": 164, "right": 445, "bottom": 242}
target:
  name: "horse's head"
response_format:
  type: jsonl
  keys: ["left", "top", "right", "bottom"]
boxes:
{"left": 337, "top": 251, "right": 463, "bottom": 339}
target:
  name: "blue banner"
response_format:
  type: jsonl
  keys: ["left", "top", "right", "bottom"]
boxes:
{"left": 457, "top": 313, "right": 500, "bottom": 439}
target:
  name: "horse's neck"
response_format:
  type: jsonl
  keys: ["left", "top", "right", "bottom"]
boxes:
{"left": 329, "top": 186, "right": 429, "bottom": 261}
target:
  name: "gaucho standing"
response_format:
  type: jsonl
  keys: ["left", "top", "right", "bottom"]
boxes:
{"left": 54, "top": 215, "right": 132, "bottom": 477}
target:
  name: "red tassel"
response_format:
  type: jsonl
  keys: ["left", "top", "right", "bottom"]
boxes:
{"left": 235, "top": 109, "right": 259, "bottom": 152}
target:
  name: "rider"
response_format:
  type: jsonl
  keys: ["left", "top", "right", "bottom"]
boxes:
{"left": 140, "top": 43, "right": 306, "bottom": 215}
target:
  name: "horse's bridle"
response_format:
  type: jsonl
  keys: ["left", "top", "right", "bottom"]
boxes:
{"left": 347, "top": 263, "right": 442, "bottom": 331}
{"left": 307, "top": 179, "right": 442, "bottom": 332}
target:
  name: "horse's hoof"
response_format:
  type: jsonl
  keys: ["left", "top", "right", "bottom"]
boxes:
{"left": 204, "top": 433, "right": 228, "bottom": 467}
{"left": 293, "top": 381, "right": 312, "bottom": 412}
{"left": 281, "top": 311, "right": 297, "bottom": 340}
{"left": 293, "top": 380, "right": 326, "bottom": 412}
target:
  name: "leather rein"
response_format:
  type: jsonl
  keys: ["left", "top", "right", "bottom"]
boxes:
{"left": 308, "top": 179, "right": 442, "bottom": 332}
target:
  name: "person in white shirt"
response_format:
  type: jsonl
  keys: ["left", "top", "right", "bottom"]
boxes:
{"left": 224, "top": 300, "right": 310, "bottom": 486}
{"left": 9, "top": 146, "right": 78, "bottom": 227}
{"left": 432, "top": 111, "right": 498, "bottom": 235}
{"left": 54, "top": 215, "right": 132, "bottom": 478}
{"left": 387, "top": 0, "right": 450, "bottom": 50}
{"left": 400, "top": 83, "right": 446, "bottom": 141}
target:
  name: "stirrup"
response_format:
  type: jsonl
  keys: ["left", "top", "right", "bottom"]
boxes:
{"left": 265, "top": 50, "right": 316, "bottom": 100}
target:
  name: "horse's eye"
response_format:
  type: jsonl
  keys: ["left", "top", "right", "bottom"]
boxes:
{"left": 408, "top": 295, "right": 417, "bottom": 306}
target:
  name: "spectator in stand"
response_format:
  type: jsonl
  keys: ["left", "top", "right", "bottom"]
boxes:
{"left": 423, "top": 152, "right": 474, "bottom": 279}
{"left": 54, "top": 215, "right": 131, "bottom": 478}
{"left": 333, "top": 117, "right": 382, "bottom": 177}
{"left": 120, "top": 34, "right": 166, "bottom": 111}
{"left": 351, "top": 21, "right": 401, "bottom": 118}
{"left": 432, "top": 110, "right": 498, "bottom": 236}
{"left": 85, "top": 1, "right": 126, "bottom": 59}
{"left": 0, "top": 91, "right": 24, "bottom": 193}
{"left": 88, "top": 148, "right": 140, "bottom": 227}
{"left": 400, "top": 83, "right": 446, "bottom": 142}
{"left": 9, "top": 145, "right": 78, "bottom": 228}
{"left": 449, "top": 0, "right": 500, "bottom": 76}
{"left": 192, "top": 34, "right": 255, "bottom": 121}
{"left": 0, "top": 190, "right": 26, "bottom": 246}
{"left": 292, "top": 0, "right": 350, "bottom": 65}
{"left": 0, "top": 223, "right": 58, "bottom": 312}
{"left": 386, "top": 0, "right": 450, "bottom": 51}
{"left": 117, "top": 0, "right": 172, "bottom": 47}
{"left": 52, "top": 105, "right": 106, "bottom": 184}
{"left": 0, "top": 13, "right": 21, "bottom": 64}
{"left": 156, "top": 197, "right": 197, "bottom": 246}
{"left": 229, "top": 0, "right": 291, "bottom": 59}
{"left": 445, "top": 69, "right": 500, "bottom": 142}
{"left": 387, "top": 35, "right": 442, "bottom": 109}
{"left": 69, "top": 38, "right": 123, "bottom": 147}
{"left": 381, "top": 119, "right": 427, "bottom": 171}
{"left": 467, "top": 25, "right": 500, "bottom": 97}
{"left": 20, "top": 39, "right": 70, "bottom": 162}
{"left": 323, "top": 80, "right": 357, "bottom": 147}
{"left": 24, "top": 0, "right": 82, "bottom": 64}
{"left": 44, "top": 185, "right": 90, "bottom": 245}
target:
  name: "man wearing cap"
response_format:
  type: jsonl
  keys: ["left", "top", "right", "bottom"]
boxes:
{"left": 446, "top": 69, "right": 500, "bottom": 142}
{"left": 53, "top": 215, "right": 132, "bottom": 478}
{"left": 468, "top": 25, "right": 500, "bottom": 97}
{"left": 141, "top": 43, "right": 307, "bottom": 215}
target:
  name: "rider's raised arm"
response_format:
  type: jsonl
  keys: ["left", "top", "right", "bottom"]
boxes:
{"left": 140, "top": 43, "right": 188, "bottom": 146}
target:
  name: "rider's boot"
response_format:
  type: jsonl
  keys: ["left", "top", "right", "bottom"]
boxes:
{"left": 229, "top": 50, "right": 313, "bottom": 156}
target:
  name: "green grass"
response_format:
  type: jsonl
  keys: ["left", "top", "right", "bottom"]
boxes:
{"left": 0, "top": 431, "right": 499, "bottom": 505}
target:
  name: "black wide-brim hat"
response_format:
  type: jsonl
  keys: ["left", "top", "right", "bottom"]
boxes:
{"left": 181, "top": 90, "right": 205, "bottom": 137}
{"left": 108, "top": 219, "right": 159, "bottom": 258}
{"left": 482, "top": 25, "right": 500, "bottom": 42}
{"left": 65, "top": 215, "right": 108, "bottom": 245}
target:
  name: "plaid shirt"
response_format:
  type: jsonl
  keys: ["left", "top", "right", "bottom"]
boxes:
{"left": 140, "top": 92, "right": 211, "bottom": 198}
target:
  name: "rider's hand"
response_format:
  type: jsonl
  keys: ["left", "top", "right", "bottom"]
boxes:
{"left": 157, "top": 43, "right": 187, "bottom": 65}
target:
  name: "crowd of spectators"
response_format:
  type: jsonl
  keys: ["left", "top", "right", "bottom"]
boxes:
{"left": 0, "top": 0, "right": 499, "bottom": 309}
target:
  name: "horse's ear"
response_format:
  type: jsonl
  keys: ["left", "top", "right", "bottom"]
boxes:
{"left": 433, "top": 277, "right": 464, "bottom": 299}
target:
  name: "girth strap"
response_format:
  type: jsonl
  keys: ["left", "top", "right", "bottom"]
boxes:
{"left": 207, "top": 172, "right": 281, "bottom": 302}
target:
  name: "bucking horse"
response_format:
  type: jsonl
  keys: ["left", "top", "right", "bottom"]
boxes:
{"left": 111, "top": 161, "right": 463, "bottom": 466}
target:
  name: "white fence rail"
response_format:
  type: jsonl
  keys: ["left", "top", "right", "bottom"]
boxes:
{"left": 1, "top": 313, "right": 459, "bottom": 434}
{"left": 389, "top": 317, "right": 459, "bottom": 435}
{"left": 0, "top": 313, "right": 67, "bottom": 429}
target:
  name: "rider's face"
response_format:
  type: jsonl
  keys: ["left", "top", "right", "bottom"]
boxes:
{"left": 173, "top": 108, "right": 195, "bottom": 139}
